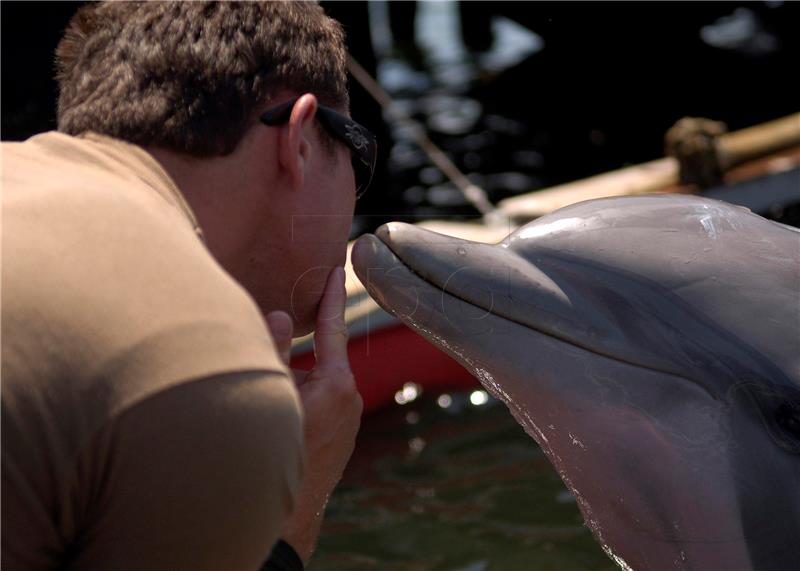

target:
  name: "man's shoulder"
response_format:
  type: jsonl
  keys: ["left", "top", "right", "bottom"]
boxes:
{"left": 4, "top": 131, "right": 195, "bottom": 225}
{"left": 2, "top": 163, "right": 278, "bottom": 392}
{"left": 2, "top": 131, "right": 139, "bottom": 187}
{"left": 2, "top": 133, "right": 213, "bottom": 319}
{"left": 2, "top": 132, "right": 285, "bottom": 452}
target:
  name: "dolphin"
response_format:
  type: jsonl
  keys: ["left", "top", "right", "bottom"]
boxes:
{"left": 351, "top": 194, "right": 800, "bottom": 571}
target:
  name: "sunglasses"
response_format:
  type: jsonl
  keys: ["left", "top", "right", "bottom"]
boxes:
{"left": 260, "top": 97, "right": 377, "bottom": 198}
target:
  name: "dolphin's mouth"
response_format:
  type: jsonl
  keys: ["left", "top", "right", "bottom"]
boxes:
{"left": 351, "top": 223, "right": 719, "bottom": 400}
{"left": 352, "top": 223, "right": 577, "bottom": 337}
{"left": 352, "top": 223, "right": 623, "bottom": 362}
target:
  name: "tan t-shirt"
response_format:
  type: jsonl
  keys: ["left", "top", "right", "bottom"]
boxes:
{"left": 1, "top": 132, "right": 304, "bottom": 570}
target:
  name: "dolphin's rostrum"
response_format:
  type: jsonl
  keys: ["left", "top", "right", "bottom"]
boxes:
{"left": 352, "top": 195, "right": 800, "bottom": 571}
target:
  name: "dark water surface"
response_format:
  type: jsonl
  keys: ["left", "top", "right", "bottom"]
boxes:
{"left": 347, "top": 1, "right": 800, "bottom": 234}
{"left": 312, "top": 395, "right": 616, "bottom": 571}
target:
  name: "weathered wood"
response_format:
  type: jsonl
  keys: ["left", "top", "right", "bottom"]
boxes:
{"left": 720, "top": 113, "right": 800, "bottom": 168}
{"left": 498, "top": 157, "right": 681, "bottom": 222}
{"left": 499, "top": 113, "right": 800, "bottom": 222}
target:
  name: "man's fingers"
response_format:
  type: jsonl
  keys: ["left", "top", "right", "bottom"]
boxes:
{"left": 313, "top": 266, "right": 349, "bottom": 368}
{"left": 266, "top": 310, "right": 293, "bottom": 367}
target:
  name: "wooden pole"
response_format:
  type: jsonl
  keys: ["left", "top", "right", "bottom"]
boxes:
{"left": 499, "top": 113, "right": 800, "bottom": 222}
{"left": 719, "top": 113, "right": 800, "bottom": 168}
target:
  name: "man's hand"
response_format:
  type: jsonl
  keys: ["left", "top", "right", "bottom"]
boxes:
{"left": 265, "top": 266, "right": 362, "bottom": 563}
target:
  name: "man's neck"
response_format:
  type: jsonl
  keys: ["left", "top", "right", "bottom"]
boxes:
{"left": 145, "top": 146, "right": 254, "bottom": 266}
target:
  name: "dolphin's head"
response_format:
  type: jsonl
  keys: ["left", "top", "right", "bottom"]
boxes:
{"left": 352, "top": 195, "right": 800, "bottom": 570}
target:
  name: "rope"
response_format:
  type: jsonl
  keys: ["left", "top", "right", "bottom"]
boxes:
{"left": 347, "top": 55, "right": 503, "bottom": 226}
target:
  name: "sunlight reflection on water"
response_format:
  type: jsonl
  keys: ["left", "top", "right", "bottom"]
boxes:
{"left": 311, "top": 395, "right": 615, "bottom": 571}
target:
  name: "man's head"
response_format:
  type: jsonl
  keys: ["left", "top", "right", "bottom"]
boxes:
{"left": 55, "top": 1, "right": 348, "bottom": 156}
{"left": 55, "top": 1, "right": 367, "bottom": 335}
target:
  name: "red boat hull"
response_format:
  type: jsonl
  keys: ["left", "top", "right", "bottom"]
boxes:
{"left": 291, "top": 323, "right": 478, "bottom": 413}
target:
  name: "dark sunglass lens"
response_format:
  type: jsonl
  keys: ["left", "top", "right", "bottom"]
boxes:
{"left": 353, "top": 158, "right": 367, "bottom": 198}
{"left": 353, "top": 153, "right": 375, "bottom": 199}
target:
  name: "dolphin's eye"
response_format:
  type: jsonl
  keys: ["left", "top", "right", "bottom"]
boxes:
{"left": 775, "top": 402, "right": 800, "bottom": 439}
{"left": 736, "top": 382, "right": 800, "bottom": 454}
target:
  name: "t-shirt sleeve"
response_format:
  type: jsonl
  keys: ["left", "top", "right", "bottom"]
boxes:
{"left": 68, "top": 370, "right": 304, "bottom": 571}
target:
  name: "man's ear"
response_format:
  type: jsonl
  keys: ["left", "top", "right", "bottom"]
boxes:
{"left": 278, "top": 94, "right": 318, "bottom": 191}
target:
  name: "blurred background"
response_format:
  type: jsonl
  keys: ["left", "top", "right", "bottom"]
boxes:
{"left": 4, "top": 1, "right": 799, "bottom": 231}
{"left": 3, "top": 2, "right": 798, "bottom": 569}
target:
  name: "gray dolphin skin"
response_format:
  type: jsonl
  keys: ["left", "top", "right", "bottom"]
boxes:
{"left": 351, "top": 195, "right": 800, "bottom": 571}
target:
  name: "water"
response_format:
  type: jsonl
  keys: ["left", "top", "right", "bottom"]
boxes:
{"left": 351, "top": 1, "right": 800, "bottom": 235}
{"left": 311, "top": 395, "right": 615, "bottom": 571}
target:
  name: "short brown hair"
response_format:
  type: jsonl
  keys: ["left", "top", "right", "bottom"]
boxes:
{"left": 56, "top": 1, "right": 349, "bottom": 156}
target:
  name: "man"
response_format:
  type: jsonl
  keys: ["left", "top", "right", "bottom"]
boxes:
{"left": 2, "top": 2, "right": 372, "bottom": 569}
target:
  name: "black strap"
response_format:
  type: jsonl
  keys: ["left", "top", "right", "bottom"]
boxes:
{"left": 260, "top": 539, "right": 304, "bottom": 571}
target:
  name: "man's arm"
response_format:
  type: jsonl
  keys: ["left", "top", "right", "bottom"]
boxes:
{"left": 70, "top": 370, "right": 303, "bottom": 571}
